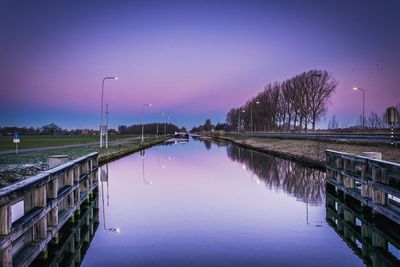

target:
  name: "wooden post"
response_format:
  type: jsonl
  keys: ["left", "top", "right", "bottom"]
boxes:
{"left": 0, "top": 245, "right": 12, "bottom": 267}
{"left": 74, "top": 166, "right": 80, "bottom": 182}
{"left": 33, "top": 185, "right": 46, "bottom": 208}
{"left": 47, "top": 178, "right": 58, "bottom": 199}
{"left": 48, "top": 207, "right": 58, "bottom": 227}
{"left": 372, "top": 166, "right": 381, "bottom": 182}
{"left": 65, "top": 170, "right": 73, "bottom": 186}
{"left": 0, "top": 205, "right": 11, "bottom": 235}
{"left": 67, "top": 193, "right": 74, "bottom": 209}
{"left": 35, "top": 216, "right": 47, "bottom": 239}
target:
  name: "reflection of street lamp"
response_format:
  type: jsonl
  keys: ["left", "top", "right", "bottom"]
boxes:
{"left": 100, "top": 166, "right": 120, "bottom": 234}
{"left": 237, "top": 109, "right": 245, "bottom": 133}
{"left": 100, "top": 76, "right": 118, "bottom": 148}
{"left": 251, "top": 100, "right": 260, "bottom": 133}
{"left": 142, "top": 103, "right": 152, "bottom": 143}
{"left": 352, "top": 87, "right": 365, "bottom": 130}
{"left": 250, "top": 151, "right": 261, "bottom": 184}
{"left": 142, "top": 152, "right": 153, "bottom": 185}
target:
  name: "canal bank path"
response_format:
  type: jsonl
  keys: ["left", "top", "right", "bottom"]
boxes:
{"left": 201, "top": 133, "right": 400, "bottom": 167}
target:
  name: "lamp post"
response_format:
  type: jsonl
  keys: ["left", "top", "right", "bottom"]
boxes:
{"left": 251, "top": 100, "right": 260, "bottom": 133}
{"left": 237, "top": 109, "right": 245, "bottom": 133}
{"left": 353, "top": 87, "right": 365, "bottom": 129}
{"left": 141, "top": 103, "right": 152, "bottom": 143}
{"left": 157, "top": 113, "right": 165, "bottom": 136}
{"left": 160, "top": 113, "right": 166, "bottom": 136}
{"left": 100, "top": 76, "right": 118, "bottom": 148}
{"left": 166, "top": 116, "right": 171, "bottom": 135}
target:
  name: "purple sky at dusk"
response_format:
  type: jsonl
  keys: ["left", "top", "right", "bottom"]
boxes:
{"left": 1, "top": 0, "right": 399, "bottom": 130}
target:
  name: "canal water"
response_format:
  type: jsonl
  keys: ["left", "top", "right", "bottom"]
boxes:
{"left": 32, "top": 136, "right": 400, "bottom": 266}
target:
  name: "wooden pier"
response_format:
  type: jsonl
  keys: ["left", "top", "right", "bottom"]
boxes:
{"left": 325, "top": 149, "right": 400, "bottom": 224}
{"left": 326, "top": 183, "right": 400, "bottom": 267}
{"left": 0, "top": 152, "right": 99, "bottom": 267}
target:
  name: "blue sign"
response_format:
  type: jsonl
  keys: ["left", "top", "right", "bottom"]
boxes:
{"left": 13, "top": 132, "right": 20, "bottom": 139}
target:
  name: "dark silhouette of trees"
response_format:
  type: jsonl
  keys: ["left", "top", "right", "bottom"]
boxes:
{"left": 226, "top": 70, "right": 337, "bottom": 132}
{"left": 117, "top": 123, "right": 179, "bottom": 135}
{"left": 203, "top": 119, "right": 213, "bottom": 132}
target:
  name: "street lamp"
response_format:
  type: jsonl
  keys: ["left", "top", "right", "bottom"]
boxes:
{"left": 161, "top": 113, "right": 166, "bottom": 136}
{"left": 166, "top": 116, "right": 171, "bottom": 135}
{"left": 251, "top": 100, "right": 260, "bottom": 133}
{"left": 352, "top": 87, "right": 365, "bottom": 129}
{"left": 100, "top": 76, "right": 118, "bottom": 148}
{"left": 237, "top": 109, "right": 245, "bottom": 133}
{"left": 157, "top": 112, "right": 165, "bottom": 136}
{"left": 142, "top": 103, "right": 152, "bottom": 143}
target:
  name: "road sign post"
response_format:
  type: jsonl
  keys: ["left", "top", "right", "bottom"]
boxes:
{"left": 385, "top": 106, "right": 399, "bottom": 146}
{"left": 13, "top": 132, "right": 20, "bottom": 154}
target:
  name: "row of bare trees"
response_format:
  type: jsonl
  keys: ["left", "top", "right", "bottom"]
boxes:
{"left": 226, "top": 70, "right": 337, "bottom": 132}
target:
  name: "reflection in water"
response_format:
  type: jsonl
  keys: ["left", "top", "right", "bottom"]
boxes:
{"left": 101, "top": 164, "right": 121, "bottom": 233}
{"left": 31, "top": 190, "right": 99, "bottom": 267}
{"left": 141, "top": 150, "right": 153, "bottom": 185}
{"left": 226, "top": 143, "right": 325, "bottom": 206}
{"left": 326, "top": 183, "right": 400, "bottom": 267}
{"left": 30, "top": 137, "right": 394, "bottom": 266}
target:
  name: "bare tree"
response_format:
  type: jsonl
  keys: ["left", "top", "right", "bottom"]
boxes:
{"left": 306, "top": 70, "right": 337, "bottom": 131}
{"left": 225, "top": 69, "right": 337, "bottom": 132}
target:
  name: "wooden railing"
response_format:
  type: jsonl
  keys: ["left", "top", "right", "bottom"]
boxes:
{"left": 30, "top": 190, "right": 99, "bottom": 266}
{"left": 0, "top": 152, "right": 98, "bottom": 267}
{"left": 325, "top": 149, "right": 400, "bottom": 224}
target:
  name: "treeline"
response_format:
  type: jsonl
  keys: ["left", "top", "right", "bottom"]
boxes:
{"left": 190, "top": 119, "right": 233, "bottom": 133}
{"left": 327, "top": 103, "right": 400, "bottom": 130}
{"left": 118, "top": 123, "right": 182, "bottom": 135}
{"left": 226, "top": 70, "right": 337, "bottom": 132}
{"left": 0, "top": 123, "right": 101, "bottom": 136}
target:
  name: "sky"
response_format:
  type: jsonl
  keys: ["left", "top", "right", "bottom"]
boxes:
{"left": 0, "top": 0, "right": 399, "bottom": 130}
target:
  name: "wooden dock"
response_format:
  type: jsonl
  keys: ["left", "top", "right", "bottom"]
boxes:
{"left": 0, "top": 152, "right": 99, "bottom": 267}
{"left": 326, "top": 183, "right": 400, "bottom": 266}
{"left": 325, "top": 149, "right": 400, "bottom": 224}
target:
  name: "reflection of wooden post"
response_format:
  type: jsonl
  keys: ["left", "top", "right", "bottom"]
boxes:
{"left": 373, "top": 189, "right": 386, "bottom": 205}
{"left": 362, "top": 184, "right": 371, "bottom": 198}
{"left": 372, "top": 231, "right": 387, "bottom": 249}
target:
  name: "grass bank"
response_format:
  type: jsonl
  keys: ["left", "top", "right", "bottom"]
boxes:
{"left": 0, "top": 134, "right": 139, "bottom": 150}
{"left": 203, "top": 132, "right": 400, "bottom": 168}
{"left": 0, "top": 136, "right": 169, "bottom": 187}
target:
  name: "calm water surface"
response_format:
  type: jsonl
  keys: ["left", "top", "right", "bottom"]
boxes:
{"left": 72, "top": 137, "right": 366, "bottom": 267}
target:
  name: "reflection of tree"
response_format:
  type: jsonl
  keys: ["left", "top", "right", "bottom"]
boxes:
{"left": 191, "top": 135, "right": 226, "bottom": 148}
{"left": 226, "top": 144, "right": 325, "bottom": 205}
{"left": 204, "top": 140, "right": 212, "bottom": 150}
